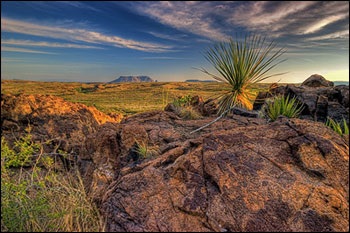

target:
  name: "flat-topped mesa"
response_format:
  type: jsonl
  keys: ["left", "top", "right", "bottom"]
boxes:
{"left": 109, "top": 75, "right": 154, "bottom": 83}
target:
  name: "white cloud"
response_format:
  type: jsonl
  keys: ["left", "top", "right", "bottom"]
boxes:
{"left": 229, "top": 2, "right": 317, "bottom": 34}
{"left": 1, "top": 39, "right": 102, "bottom": 49}
{"left": 302, "top": 14, "right": 348, "bottom": 34}
{"left": 1, "top": 17, "right": 174, "bottom": 52}
{"left": 229, "top": 1, "right": 349, "bottom": 39}
{"left": 306, "top": 29, "right": 349, "bottom": 41}
{"left": 1, "top": 46, "right": 57, "bottom": 54}
{"left": 133, "top": 2, "right": 230, "bottom": 42}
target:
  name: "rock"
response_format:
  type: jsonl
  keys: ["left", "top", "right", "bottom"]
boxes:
{"left": 1, "top": 94, "right": 122, "bottom": 155}
{"left": 253, "top": 91, "right": 273, "bottom": 110}
{"left": 253, "top": 76, "right": 349, "bottom": 125}
{"left": 327, "top": 101, "right": 349, "bottom": 123}
{"left": 334, "top": 85, "right": 349, "bottom": 107}
{"left": 197, "top": 98, "right": 219, "bottom": 116}
{"left": 96, "top": 116, "right": 349, "bottom": 232}
{"left": 232, "top": 107, "right": 259, "bottom": 118}
{"left": 302, "top": 74, "right": 334, "bottom": 87}
{"left": 2, "top": 93, "right": 348, "bottom": 231}
{"left": 81, "top": 110, "right": 266, "bottom": 201}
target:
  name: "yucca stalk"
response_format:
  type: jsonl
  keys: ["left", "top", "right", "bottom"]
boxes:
{"left": 198, "top": 34, "right": 286, "bottom": 115}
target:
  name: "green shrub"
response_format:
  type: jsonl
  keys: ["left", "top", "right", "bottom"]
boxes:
{"left": 172, "top": 95, "right": 192, "bottom": 107}
{"left": 325, "top": 117, "right": 349, "bottom": 136}
{"left": 265, "top": 95, "right": 303, "bottom": 121}
{"left": 1, "top": 135, "right": 105, "bottom": 232}
{"left": 2, "top": 134, "right": 40, "bottom": 168}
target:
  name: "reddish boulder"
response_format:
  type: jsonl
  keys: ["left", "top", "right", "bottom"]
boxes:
{"left": 1, "top": 94, "right": 122, "bottom": 155}
{"left": 83, "top": 111, "right": 348, "bottom": 232}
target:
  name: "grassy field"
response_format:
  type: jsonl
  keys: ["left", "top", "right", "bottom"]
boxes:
{"left": 1, "top": 80, "right": 271, "bottom": 116}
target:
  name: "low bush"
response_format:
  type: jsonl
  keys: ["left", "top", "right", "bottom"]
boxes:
{"left": 1, "top": 135, "right": 105, "bottom": 232}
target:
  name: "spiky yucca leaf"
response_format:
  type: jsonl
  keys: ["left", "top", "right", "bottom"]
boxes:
{"left": 343, "top": 118, "right": 349, "bottom": 135}
{"left": 199, "top": 34, "right": 286, "bottom": 115}
{"left": 325, "top": 117, "right": 349, "bottom": 136}
{"left": 266, "top": 95, "right": 303, "bottom": 121}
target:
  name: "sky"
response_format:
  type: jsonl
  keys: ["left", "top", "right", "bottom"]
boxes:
{"left": 1, "top": 1, "right": 349, "bottom": 83}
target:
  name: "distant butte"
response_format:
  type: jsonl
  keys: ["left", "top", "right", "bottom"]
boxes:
{"left": 109, "top": 75, "right": 154, "bottom": 83}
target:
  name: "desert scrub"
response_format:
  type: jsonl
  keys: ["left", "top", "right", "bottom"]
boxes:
{"left": 262, "top": 95, "right": 304, "bottom": 121}
{"left": 170, "top": 95, "right": 203, "bottom": 120}
{"left": 179, "top": 107, "right": 202, "bottom": 120}
{"left": 134, "top": 140, "right": 160, "bottom": 159}
{"left": 325, "top": 117, "right": 349, "bottom": 136}
{"left": 1, "top": 135, "right": 105, "bottom": 232}
{"left": 172, "top": 95, "right": 193, "bottom": 107}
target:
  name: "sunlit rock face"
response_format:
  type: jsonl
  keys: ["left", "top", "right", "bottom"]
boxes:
{"left": 1, "top": 93, "right": 122, "bottom": 155}
{"left": 80, "top": 110, "right": 348, "bottom": 232}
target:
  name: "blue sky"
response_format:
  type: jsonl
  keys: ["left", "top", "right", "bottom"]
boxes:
{"left": 1, "top": 1, "right": 349, "bottom": 83}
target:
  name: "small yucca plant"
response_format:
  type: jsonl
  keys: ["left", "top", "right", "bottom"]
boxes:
{"left": 266, "top": 95, "right": 304, "bottom": 121}
{"left": 325, "top": 117, "right": 349, "bottom": 136}
{"left": 198, "top": 34, "right": 286, "bottom": 116}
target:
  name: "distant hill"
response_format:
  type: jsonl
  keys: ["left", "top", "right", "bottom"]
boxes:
{"left": 333, "top": 81, "right": 349, "bottom": 86}
{"left": 109, "top": 76, "right": 154, "bottom": 83}
{"left": 185, "top": 79, "right": 218, "bottom": 83}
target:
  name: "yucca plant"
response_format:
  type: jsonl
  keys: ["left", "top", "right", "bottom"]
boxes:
{"left": 198, "top": 34, "right": 286, "bottom": 116}
{"left": 191, "top": 34, "right": 286, "bottom": 133}
{"left": 325, "top": 117, "right": 349, "bottom": 136}
{"left": 265, "top": 95, "right": 304, "bottom": 121}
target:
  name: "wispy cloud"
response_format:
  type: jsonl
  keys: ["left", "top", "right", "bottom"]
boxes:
{"left": 147, "top": 31, "right": 187, "bottom": 42}
{"left": 306, "top": 29, "right": 349, "bottom": 41}
{"left": 132, "top": 1, "right": 349, "bottom": 42}
{"left": 229, "top": 1, "right": 349, "bottom": 38}
{"left": 59, "top": 2, "right": 103, "bottom": 13}
{"left": 302, "top": 14, "right": 348, "bottom": 34}
{"left": 1, "top": 17, "right": 175, "bottom": 52}
{"left": 140, "top": 56, "right": 191, "bottom": 60}
{"left": 1, "top": 39, "right": 103, "bottom": 49}
{"left": 133, "top": 2, "right": 230, "bottom": 41}
{"left": 1, "top": 46, "right": 57, "bottom": 54}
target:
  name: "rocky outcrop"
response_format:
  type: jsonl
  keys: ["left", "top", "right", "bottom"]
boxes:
{"left": 301, "top": 74, "right": 334, "bottom": 88}
{"left": 1, "top": 94, "right": 348, "bottom": 231}
{"left": 109, "top": 76, "right": 154, "bottom": 83}
{"left": 79, "top": 110, "right": 349, "bottom": 232}
{"left": 253, "top": 75, "right": 349, "bottom": 124}
{"left": 1, "top": 94, "right": 122, "bottom": 155}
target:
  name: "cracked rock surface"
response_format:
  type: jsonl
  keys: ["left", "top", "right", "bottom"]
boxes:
{"left": 83, "top": 111, "right": 348, "bottom": 232}
{"left": 1, "top": 94, "right": 348, "bottom": 231}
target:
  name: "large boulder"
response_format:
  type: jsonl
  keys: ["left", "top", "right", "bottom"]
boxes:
{"left": 301, "top": 74, "right": 334, "bottom": 88}
{"left": 80, "top": 110, "right": 348, "bottom": 232}
{"left": 1, "top": 94, "right": 122, "bottom": 155}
